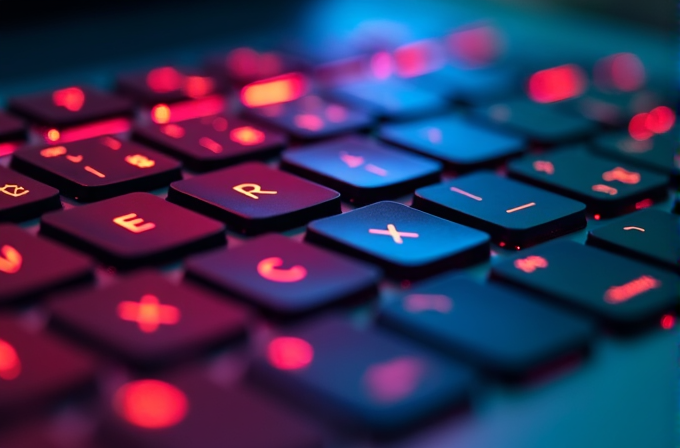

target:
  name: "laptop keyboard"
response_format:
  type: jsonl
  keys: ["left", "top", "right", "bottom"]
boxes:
{"left": 0, "top": 16, "right": 677, "bottom": 448}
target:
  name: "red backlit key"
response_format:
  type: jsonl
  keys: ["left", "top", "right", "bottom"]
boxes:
{"left": 491, "top": 240, "right": 679, "bottom": 331}
{"left": 592, "top": 131, "right": 676, "bottom": 176}
{"left": 0, "top": 224, "right": 94, "bottom": 304}
{"left": 101, "top": 371, "right": 322, "bottom": 448}
{"left": 252, "top": 315, "right": 475, "bottom": 432}
{"left": 168, "top": 162, "right": 340, "bottom": 235}
{"left": 8, "top": 86, "right": 133, "bottom": 128}
{"left": 0, "top": 316, "right": 95, "bottom": 418}
{"left": 11, "top": 137, "right": 181, "bottom": 201}
{"left": 379, "top": 278, "right": 593, "bottom": 379}
{"left": 559, "top": 90, "right": 666, "bottom": 127}
{"left": 240, "top": 72, "right": 308, "bottom": 108}
{"left": 40, "top": 193, "right": 225, "bottom": 269}
{"left": 507, "top": 146, "right": 668, "bottom": 217}
{"left": 133, "top": 115, "right": 287, "bottom": 172}
{"left": 281, "top": 136, "right": 442, "bottom": 205}
{"left": 243, "top": 95, "right": 373, "bottom": 140}
{"left": 0, "top": 166, "right": 61, "bottom": 222}
{"left": 413, "top": 172, "right": 586, "bottom": 248}
{"left": 116, "top": 67, "right": 223, "bottom": 105}
{"left": 0, "top": 111, "right": 26, "bottom": 144}
{"left": 205, "top": 47, "right": 300, "bottom": 86}
{"left": 186, "top": 233, "right": 380, "bottom": 315}
{"left": 48, "top": 270, "right": 248, "bottom": 366}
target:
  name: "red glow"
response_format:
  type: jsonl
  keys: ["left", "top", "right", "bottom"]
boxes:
{"left": 594, "top": 53, "right": 645, "bottom": 92}
{"left": 403, "top": 294, "right": 453, "bottom": 313}
{"left": 41, "top": 118, "right": 131, "bottom": 144}
{"left": 114, "top": 380, "right": 188, "bottom": 429}
{"left": 635, "top": 198, "right": 654, "bottom": 209}
{"left": 604, "top": 275, "right": 661, "bottom": 304}
{"left": 645, "top": 106, "right": 675, "bottom": 134}
{"left": 593, "top": 214, "right": 601, "bottom": 220}
{"left": 602, "top": 167, "right": 640, "bottom": 184}
{"left": 151, "top": 96, "right": 225, "bottom": 124}
{"left": 294, "top": 113, "right": 324, "bottom": 131}
{"left": 0, "top": 141, "right": 22, "bottom": 157}
{"left": 628, "top": 113, "right": 653, "bottom": 141}
{"left": 52, "top": 87, "right": 85, "bottom": 112}
{"left": 267, "top": 337, "right": 313, "bottom": 370}
{"left": 240, "top": 73, "right": 307, "bottom": 108}
{"left": 514, "top": 255, "right": 548, "bottom": 273}
{"left": 146, "top": 67, "right": 183, "bottom": 93}
{"left": 199, "top": 137, "right": 223, "bottom": 153}
{"left": 226, "top": 48, "right": 283, "bottom": 80}
{"left": 363, "top": 357, "right": 424, "bottom": 403}
{"left": 325, "top": 104, "right": 347, "bottom": 122}
{"left": 592, "top": 184, "right": 618, "bottom": 196}
{"left": 0, "top": 339, "right": 21, "bottom": 380}
{"left": 533, "top": 160, "right": 555, "bottom": 175}
{"left": 661, "top": 314, "right": 675, "bottom": 330}
{"left": 160, "top": 123, "right": 185, "bottom": 139}
{"left": 151, "top": 104, "right": 171, "bottom": 124}
{"left": 117, "top": 295, "right": 181, "bottom": 333}
{"left": 394, "top": 39, "right": 444, "bottom": 78}
{"left": 447, "top": 24, "right": 503, "bottom": 67}
{"left": 230, "top": 126, "right": 265, "bottom": 146}
{"left": 528, "top": 64, "right": 586, "bottom": 103}
{"left": 183, "top": 76, "right": 215, "bottom": 99}
{"left": 370, "top": 51, "right": 393, "bottom": 80}
{"left": 211, "top": 117, "right": 228, "bottom": 132}
{"left": 257, "top": 257, "right": 307, "bottom": 283}
{"left": 101, "top": 136, "right": 122, "bottom": 150}
{"left": 46, "top": 129, "right": 61, "bottom": 142}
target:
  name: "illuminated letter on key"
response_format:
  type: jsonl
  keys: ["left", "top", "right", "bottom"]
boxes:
{"left": 113, "top": 213, "right": 156, "bottom": 233}
{"left": 233, "top": 183, "right": 277, "bottom": 199}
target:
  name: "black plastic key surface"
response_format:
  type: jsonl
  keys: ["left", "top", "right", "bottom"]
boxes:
{"left": 8, "top": 86, "right": 133, "bottom": 128}
{"left": 186, "top": 233, "right": 380, "bottom": 315}
{"left": 40, "top": 192, "right": 225, "bottom": 269}
{"left": 587, "top": 209, "right": 679, "bottom": 273}
{"left": 413, "top": 172, "right": 586, "bottom": 248}
{"left": 379, "top": 113, "right": 525, "bottom": 170}
{"left": 507, "top": 146, "right": 669, "bottom": 217}
{"left": 116, "top": 67, "right": 223, "bottom": 105}
{"left": 0, "top": 111, "right": 26, "bottom": 143}
{"left": 133, "top": 115, "right": 287, "bottom": 172}
{"left": 592, "top": 131, "right": 675, "bottom": 176}
{"left": 11, "top": 136, "right": 182, "bottom": 202}
{"left": 0, "top": 166, "right": 61, "bottom": 222}
{"left": 168, "top": 161, "right": 340, "bottom": 235}
{"left": 101, "top": 371, "right": 322, "bottom": 448}
{"left": 281, "top": 136, "right": 442, "bottom": 205}
{"left": 379, "top": 277, "right": 593, "bottom": 378}
{"left": 205, "top": 48, "right": 301, "bottom": 86}
{"left": 243, "top": 95, "right": 373, "bottom": 140}
{"left": 491, "top": 240, "right": 679, "bottom": 330}
{"left": 0, "top": 224, "right": 94, "bottom": 303}
{"left": 252, "top": 315, "right": 475, "bottom": 432}
{"left": 560, "top": 90, "right": 665, "bottom": 127}
{"left": 0, "top": 316, "right": 95, "bottom": 417}
{"left": 48, "top": 270, "right": 248, "bottom": 366}
{"left": 306, "top": 201, "right": 490, "bottom": 279}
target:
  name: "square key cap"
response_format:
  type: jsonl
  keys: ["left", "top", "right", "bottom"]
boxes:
{"left": 0, "top": 224, "right": 94, "bottom": 303}
{"left": 281, "top": 136, "right": 442, "bottom": 205}
{"left": 0, "top": 166, "right": 61, "bottom": 222}
{"left": 413, "top": 172, "right": 586, "bottom": 248}
{"left": 491, "top": 240, "right": 680, "bottom": 330}
{"left": 8, "top": 86, "right": 133, "bottom": 128}
{"left": 11, "top": 136, "right": 182, "bottom": 202}
{"left": 379, "top": 114, "right": 525, "bottom": 171}
{"left": 587, "top": 209, "right": 679, "bottom": 273}
{"left": 116, "top": 66, "right": 223, "bottom": 105}
{"left": 48, "top": 270, "right": 248, "bottom": 366}
{"left": 133, "top": 115, "right": 287, "bottom": 172}
{"left": 40, "top": 192, "right": 225, "bottom": 269}
{"left": 306, "top": 201, "right": 490, "bottom": 279}
{"left": 379, "top": 278, "right": 593, "bottom": 378}
{"left": 186, "top": 233, "right": 380, "bottom": 315}
{"left": 507, "top": 146, "right": 669, "bottom": 217}
{"left": 168, "top": 162, "right": 340, "bottom": 235}
{"left": 0, "top": 316, "right": 95, "bottom": 417}
{"left": 0, "top": 111, "right": 26, "bottom": 143}
{"left": 592, "top": 131, "right": 676, "bottom": 176}
{"left": 252, "top": 315, "right": 475, "bottom": 432}
{"left": 243, "top": 95, "right": 373, "bottom": 140}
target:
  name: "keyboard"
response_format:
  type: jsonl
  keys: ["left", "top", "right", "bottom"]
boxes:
{"left": 0, "top": 1, "right": 677, "bottom": 447}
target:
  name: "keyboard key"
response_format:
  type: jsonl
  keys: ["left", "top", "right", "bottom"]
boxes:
{"left": 379, "top": 277, "right": 593, "bottom": 378}
{"left": 0, "top": 316, "right": 95, "bottom": 417}
{"left": 591, "top": 131, "right": 675, "bottom": 176}
{"left": 101, "top": 372, "right": 322, "bottom": 448}
{"left": 491, "top": 240, "right": 679, "bottom": 330}
{"left": 473, "top": 98, "right": 598, "bottom": 145}
{"left": 252, "top": 315, "right": 475, "bottom": 432}
{"left": 186, "top": 233, "right": 380, "bottom": 315}
{"left": 0, "top": 224, "right": 94, "bottom": 304}
{"left": 0, "top": 166, "right": 61, "bottom": 222}
{"left": 168, "top": 162, "right": 340, "bottom": 235}
{"left": 587, "top": 209, "right": 679, "bottom": 273}
{"left": 205, "top": 47, "right": 300, "bottom": 86}
{"left": 560, "top": 90, "right": 665, "bottom": 127}
{"left": 8, "top": 86, "right": 133, "bottom": 128}
{"left": 243, "top": 95, "right": 373, "bottom": 140}
{"left": 281, "top": 136, "right": 442, "bottom": 205}
{"left": 507, "top": 147, "right": 669, "bottom": 217}
{"left": 40, "top": 193, "right": 225, "bottom": 269}
{"left": 48, "top": 270, "right": 248, "bottom": 366}
{"left": 0, "top": 111, "right": 26, "bottom": 143}
{"left": 330, "top": 78, "right": 448, "bottom": 120}
{"left": 116, "top": 67, "right": 223, "bottom": 105}
{"left": 306, "top": 201, "right": 490, "bottom": 279}
{"left": 413, "top": 172, "right": 586, "bottom": 248}
{"left": 133, "top": 115, "right": 287, "bottom": 172}
{"left": 11, "top": 137, "right": 182, "bottom": 202}
{"left": 378, "top": 114, "right": 525, "bottom": 171}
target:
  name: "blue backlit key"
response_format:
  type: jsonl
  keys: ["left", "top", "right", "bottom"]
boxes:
{"left": 281, "top": 136, "right": 442, "bottom": 205}
{"left": 591, "top": 131, "right": 675, "bottom": 176}
{"left": 0, "top": 166, "right": 61, "bottom": 222}
{"left": 379, "top": 114, "right": 525, "bottom": 171}
{"left": 306, "top": 201, "right": 490, "bottom": 279}
{"left": 413, "top": 172, "right": 586, "bottom": 248}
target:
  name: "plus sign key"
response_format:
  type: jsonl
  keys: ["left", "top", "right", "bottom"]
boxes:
{"left": 306, "top": 201, "right": 490, "bottom": 279}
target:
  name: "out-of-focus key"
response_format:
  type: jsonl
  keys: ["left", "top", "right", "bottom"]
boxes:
{"left": 0, "top": 111, "right": 26, "bottom": 143}
{"left": 592, "top": 131, "right": 675, "bottom": 176}
{"left": 281, "top": 136, "right": 442, "bottom": 205}
{"left": 116, "top": 67, "right": 223, "bottom": 105}
{"left": 491, "top": 240, "right": 679, "bottom": 330}
{"left": 40, "top": 193, "right": 225, "bottom": 269}
{"left": 205, "top": 47, "right": 300, "bottom": 86}
{"left": 379, "top": 277, "right": 593, "bottom": 378}
{"left": 413, "top": 172, "right": 586, "bottom": 248}
{"left": 587, "top": 209, "right": 679, "bottom": 273}
{"left": 0, "top": 166, "right": 61, "bottom": 222}
{"left": 0, "top": 224, "right": 94, "bottom": 304}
